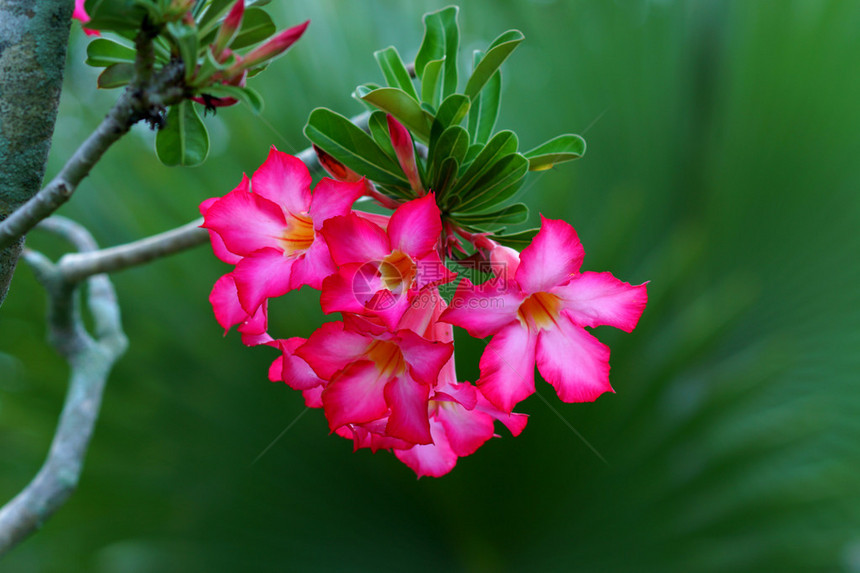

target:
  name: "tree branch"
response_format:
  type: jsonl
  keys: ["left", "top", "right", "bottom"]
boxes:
{"left": 0, "top": 0, "right": 74, "bottom": 306}
{"left": 0, "top": 217, "right": 127, "bottom": 557}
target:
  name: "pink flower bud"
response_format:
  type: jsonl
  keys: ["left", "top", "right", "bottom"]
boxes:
{"left": 387, "top": 115, "right": 424, "bottom": 196}
{"left": 233, "top": 20, "right": 309, "bottom": 72}
{"left": 212, "top": 0, "right": 245, "bottom": 59}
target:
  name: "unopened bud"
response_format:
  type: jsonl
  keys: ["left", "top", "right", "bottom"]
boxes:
{"left": 213, "top": 0, "right": 245, "bottom": 59}
{"left": 386, "top": 115, "right": 424, "bottom": 196}
{"left": 314, "top": 145, "right": 363, "bottom": 183}
{"left": 233, "top": 20, "right": 309, "bottom": 72}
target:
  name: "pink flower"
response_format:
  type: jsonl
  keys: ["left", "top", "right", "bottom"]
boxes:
{"left": 201, "top": 147, "right": 366, "bottom": 314}
{"left": 267, "top": 338, "right": 326, "bottom": 408}
{"left": 441, "top": 216, "right": 648, "bottom": 412}
{"left": 296, "top": 319, "right": 453, "bottom": 445}
{"left": 73, "top": 0, "right": 100, "bottom": 36}
{"left": 209, "top": 273, "right": 270, "bottom": 346}
{"left": 319, "top": 194, "right": 455, "bottom": 330}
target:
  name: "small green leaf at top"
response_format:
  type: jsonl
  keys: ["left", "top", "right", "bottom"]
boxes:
{"left": 523, "top": 134, "right": 587, "bottom": 171}
{"left": 230, "top": 8, "right": 276, "bottom": 50}
{"left": 156, "top": 101, "right": 210, "bottom": 167}
{"left": 464, "top": 30, "right": 523, "bottom": 100}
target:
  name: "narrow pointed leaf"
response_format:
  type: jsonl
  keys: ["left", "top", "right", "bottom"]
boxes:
{"left": 414, "top": 9, "right": 443, "bottom": 78}
{"left": 433, "top": 156, "right": 459, "bottom": 200}
{"left": 360, "top": 87, "right": 433, "bottom": 141}
{"left": 229, "top": 8, "right": 276, "bottom": 50}
{"left": 156, "top": 101, "right": 210, "bottom": 167}
{"left": 455, "top": 153, "right": 529, "bottom": 212}
{"left": 421, "top": 58, "right": 444, "bottom": 108}
{"left": 375, "top": 46, "right": 420, "bottom": 102}
{"left": 368, "top": 111, "right": 398, "bottom": 161}
{"left": 452, "top": 130, "right": 518, "bottom": 195}
{"left": 464, "top": 30, "right": 524, "bottom": 99}
{"left": 305, "top": 108, "right": 409, "bottom": 186}
{"left": 523, "top": 134, "right": 587, "bottom": 171}
{"left": 96, "top": 63, "right": 135, "bottom": 89}
{"left": 436, "top": 6, "right": 460, "bottom": 98}
{"left": 455, "top": 203, "right": 529, "bottom": 230}
{"left": 199, "top": 0, "right": 234, "bottom": 33}
{"left": 491, "top": 228, "right": 540, "bottom": 249}
{"left": 429, "top": 125, "right": 469, "bottom": 194}
{"left": 85, "top": 38, "right": 137, "bottom": 67}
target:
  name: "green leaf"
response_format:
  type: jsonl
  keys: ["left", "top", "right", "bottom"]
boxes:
{"left": 523, "top": 134, "right": 587, "bottom": 171}
{"left": 455, "top": 152, "right": 529, "bottom": 213}
{"left": 429, "top": 125, "right": 469, "bottom": 199}
{"left": 85, "top": 38, "right": 137, "bottom": 67}
{"left": 84, "top": 0, "right": 147, "bottom": 32}
{"left": 156, "top": 101, "right": 210, "bottom": 167}
{"left": 429, "top": 94, "right": 470, "bottom": 150}
{"left": 490, "top": 228, "right": 539, "bottom": 249}
{"left": 467, "top": 51, "right": 502, "bottom": 145}
{"left": 230, "top": 7, "right": 276, "bottom": 50}
{"left": 374, "top": 46, "right": 419, "bottom": 102}
{"left": 367, "top": 111, "right": 398, "bottom": 161}
{"left": 433, "top": 156, "right": 460, "bottom": 201}
{"left": 305, "top": 108, "right": 409, "bottom": 186}
{"left": 415, "top": 7, "right": 459, "bottom": 97}
{"left": 360, "top": 88, "right": 433, "bottom": 141}
{"left": 199, "top": 0, "right": 233, "bottom": 34}
{"left": 464, "top": 30, "right": 524, "bottom": 99}
{"left": 200, "top": 85, "right": 264, "bottom": 114}
{"left": 166, "top": 21, "right": 199, "bottom": 81}
{"left": 97, "top": 63, "right": 135, "bottom": 89}
{"left": 452, "top": 130, "right": 519, "bottom": 195}
{"left": 454, "top": 203, "right": 529, "bottom": 230}
{"left": 420, "top": 58, "right": 444, "bottom": 108}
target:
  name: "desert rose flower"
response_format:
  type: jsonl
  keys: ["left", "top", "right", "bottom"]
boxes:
{"left": 442, "top": 216, "right": 648, "bottom": 412}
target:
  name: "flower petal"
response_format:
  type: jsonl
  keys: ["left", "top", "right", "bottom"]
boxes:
{"left": 554, "top": 272, "right": 648, "bottom": 332}
{"left": 321, "top": 213, "right": 390, "bottom": 266}
{"left": 210, "top": 274, "right": 250, "bottom": 334}
{"left": 251, "top": 147, "right": 312, "bottom": 215}
{"left": 322, "top": 360, "right": 389, "bottom": 431}
{"left": 436, "top": 401, "right": 495, "bottom": 457}
{"left": 320, "top": 264, "right": 382, "bottom": 316}
{"left": 267, "top": 338, "right": 325, "bottom": 391}
{"left": 477, "top": 323, "right": 537, "bottom": 412}
{"left": 308, "top": 177, "right": 366, "bottom": 228}
{"left": 287, "top": 235, "right": 336, "bottom": 291}
{"left": 202, "top": 186, "right": 286, "bottom": 257}
{"left": 535, "top": 313, "right": 613, "bottom": 403}
{"left": 296, "top": 321, "right": 371, "bottom": 379}
{"left": 231, "top": 247, "right": 294, "bottom": 313}
{"left": 398, "top": 329, "right": 454, "bottom": 386}
{"left": 387, "top": 194, "right": 442, "bottom": 256}
{"left": 384, "top": 374, "right": 432, "bottom": 444}
{"left": 394, "top": 422, "right": 458, "bottom": 478}
{"left": 474, "top": 394, "right": 528, "bottom": 437}
{"left": 440, "top": 279, "right": 523, "bottom": 339}
{"left": 515, "top": 215, "right": 585, "bottom": 294}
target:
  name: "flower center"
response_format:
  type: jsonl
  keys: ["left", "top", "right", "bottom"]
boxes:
{"left": 378, "top": 250, "right": 417, "bottom": 292}
{"left": 517, "top": 292, "right": 562, "bottom": 331}
{"left": 277, "top": 212, "right": 315, "bottom": 256}
{"left": 365, "top": 340, "right": 406, "bottom": 377}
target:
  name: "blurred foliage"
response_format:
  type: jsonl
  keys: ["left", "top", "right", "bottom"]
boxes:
{"left": 1, "top": 0, "right": 859, "bottom": 571}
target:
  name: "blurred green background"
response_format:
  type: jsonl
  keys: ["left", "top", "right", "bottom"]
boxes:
{"left": 2, "top": 0, "right": 860, "bottom": 570}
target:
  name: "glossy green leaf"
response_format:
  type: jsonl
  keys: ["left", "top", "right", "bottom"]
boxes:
{"left": 420, "top": 58, "right": 444, "bottom": 108}
{"left": 97, "top": 63, "right": 135, "bottom": 89}
{"left": 360, "top": 88, "right": 433, "bottom": 141}
{"left": 201, "top": 85, "right": 264, "bottom": 114}
{"left": 455, "top": 153, "right": 528, "bottom": 213}
{"left": 165, "top": 22, "right": 198, "bottom": 81}
{"left": 455, "top": 203, "right": 529, "bottom": 230}
{"left": 367, "top": 111, "right": 398, "bottom": 162}
{"left": 490, "top": 228, "right": 539, "bottom": 249}
{"left": 452, "top": 130, "right": 519, "bottom": 195}
{"left": 375, "top": 46, "right": 419, "bottom": 102}
{"left": 433, "top": 156, "right": 460, "bottom": 201}
{"left": 523, "top": 134, "right": 587, "bottom": 170}
{"left": 415, "top": 7, "right": 459, "bottom": 97}
{"left": 430, "top": 94, "right": 470, "bottom": 150}
{"left": 464, "top": 30, "right": 524, "bottom": 99}
{"left": 305, "top": 108, "right": 409, "bottom": 186}
{"left": 156, "top": 101, "right": 210, "bottom": 167}
{"left": 198, "top": 0, "right": 233, "bottom": 34}
{"left": 85, "top": 38, "right": 137, "bottom": 67}
{"left": 230, "top": 8, "right": 276, "bottom": 50}
{"left": 429, "top": 126, "right": 469, "bottom": 196}
{"left": 84, "top": 0, "right": 147, "bottom": 31}
{"left": 467, "top": 51, "right": 502, "bottom": 145}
